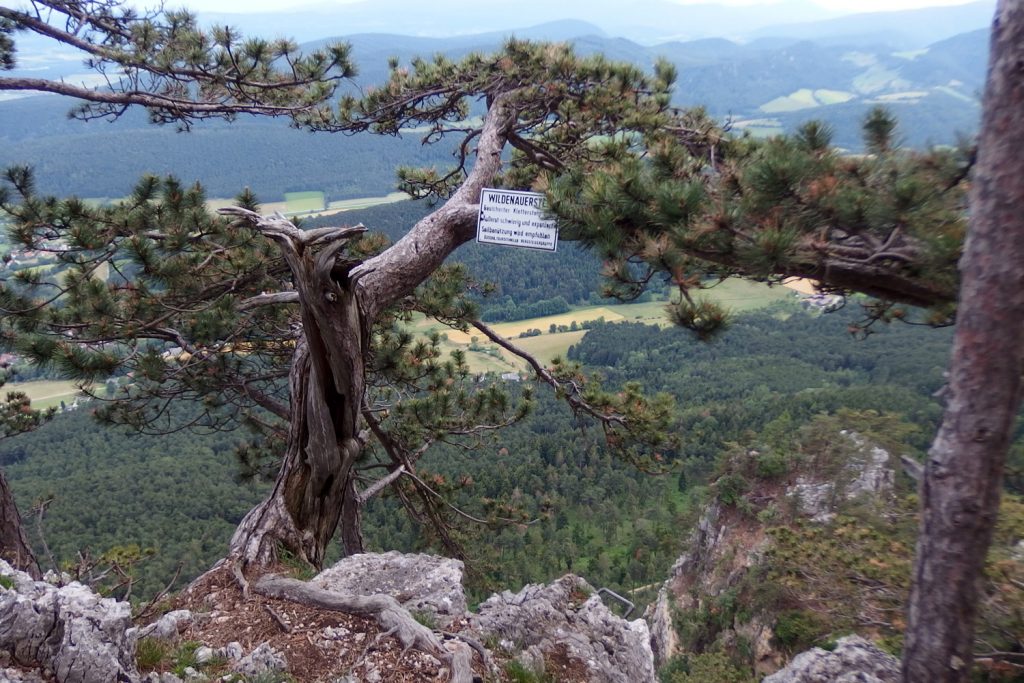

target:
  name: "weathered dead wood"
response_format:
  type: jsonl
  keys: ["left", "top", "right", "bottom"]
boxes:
{"left": 220, "top": 91, "right": 518, "bottom": 570}
{"left": 253, "top": 574, "right": 475, "bottom": 683}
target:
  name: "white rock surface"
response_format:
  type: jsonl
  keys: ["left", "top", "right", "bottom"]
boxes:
{"left": 0, "top": 560, "right": 139, "bottom": 682}
{"left": 469, "top": 574, "right": 657, "bottom": 683}
{"left": 314, "top": 551, "right": 467, "bottom": 627}
{"left": 762, "top": 635, "right": 900, "bottom": 683}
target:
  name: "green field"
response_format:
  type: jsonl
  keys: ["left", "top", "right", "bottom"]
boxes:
{"left": 870, "top": 90, "right": 928, "bottom": 102}
{"left": 84, "top": 192, "right": 409, "bottom": 221}
{"left": 284, "top": 191, "right": 326, "bottom": 214}
{"left": 10, "top": 281, "right": 794, "bottom": 399}
{"left": 326, "top": 192, "right": 409, "bottom": 212}
{"left": 203, "top": 191, "right": 408, "bottom": 220}
{"left": 760, "top": 88, "right": 855, "bottom": 113}
{"left": 10, "top": 380, "right": 85, "bottom": 410}
{"left": 410, "top": 280, "right": 795, "bottom": 373}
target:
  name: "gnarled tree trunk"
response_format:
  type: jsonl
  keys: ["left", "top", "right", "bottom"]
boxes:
{"left": 229, "top": 226, "right": 370, "bottom": 568}
{"left": 226, "top": 94, "right": 514, "bottom": 570}
{"left": 902, "top": 1, "right": 1024, "bottom": 680}
{"left": 0, "top": 469, "right": 41, "bottom": 579}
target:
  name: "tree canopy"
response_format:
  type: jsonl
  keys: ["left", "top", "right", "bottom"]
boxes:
{"left": 0, "top": 1, "right": 1015, "bottom": 681}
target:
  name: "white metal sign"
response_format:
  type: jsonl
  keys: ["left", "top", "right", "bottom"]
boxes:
{"left": 476, "top": 188, "right": 559, "bottom": 252}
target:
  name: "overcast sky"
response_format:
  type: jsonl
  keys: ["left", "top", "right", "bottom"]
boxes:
{"left": 180, "top": 0, "right": 979, "bottom": 14}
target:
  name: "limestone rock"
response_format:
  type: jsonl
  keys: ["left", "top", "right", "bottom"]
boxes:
{"left": 141, "top": 674, "right": 183, "bottom": 683}
{"left": 645, "top": 586, "right": 677, "bottom": 668}
{"left": 231, "top": 642, "right": 287, "bottom": 678}
{"left": 131, "top": 610, "right": 193, "bottom": 643}
{"left": 762, "top": 635, "right": 900, "bottom": 683}
{"left": 469, "top": 574, "right": 656, "bottom": 683}
{"left": 0, "top": 560, "right": 139, "bottom": 683}
{"left": 314, "top": 551, "right": 467, "bottom": 627}
{"left": 0, "top": 666, "right": 49, "bottom": 682}
{"left": 788, "top": 431, "right": 895, "bottom": 524}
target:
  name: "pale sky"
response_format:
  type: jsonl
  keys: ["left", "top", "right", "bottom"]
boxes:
{"left": 180, "top": 0, "right": 979, "bottom": 14}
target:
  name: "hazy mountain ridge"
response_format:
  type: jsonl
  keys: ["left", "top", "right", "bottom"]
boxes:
{"left": 0, "top": 14, "right": 988, "bottom": 199}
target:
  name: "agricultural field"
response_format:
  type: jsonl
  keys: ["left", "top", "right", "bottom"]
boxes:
{"left": 8, "top": 281, "right": 798, "bottom": 403}
{"left": 760, "top": 88, "right": 855, "bottom": 113}
{"left": 284, "top": 191, "right": 326, "bottom": 214}
{"left": 732, "top": 118, "right": 784, "bottom": 138}
{"left": 10, "top": 380, "right": 84, "bottom": 410}
{"left": 204, "top": 191, "right": 407, "bottom": 219}
{"left": 409, "top": 279, "right": 796, "bottom": 373}
{"left": 869, "top": 90, "right": 929, "bottom": 103}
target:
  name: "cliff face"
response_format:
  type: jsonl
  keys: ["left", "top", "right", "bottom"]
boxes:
{"left": 648, "top": 411, "right": 1024, "bottom": 682}
{"left": 650, "top": 420, "right": 902, "bottom": 678}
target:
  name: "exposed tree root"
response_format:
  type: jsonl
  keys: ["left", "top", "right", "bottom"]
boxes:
{"left": 252, "top": 574, "right": 476, "bottom": 682}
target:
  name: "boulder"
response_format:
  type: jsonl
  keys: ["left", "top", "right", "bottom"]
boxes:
{"left": 314, "top": 551, "right": 467, "bottom": 627}
{"left": 0, "top": 560, "right": 139, "bottom": 682}
{"left": 130, "top": 610, "right": 193, "bottom": 643}
{"left": 232, "top": 642, "right": 287, "bottom": 678}
{"left": 469, "top": 574, "right": 656, "bottom": 683}
{"left": 762, "top": 635, "right": 900, "bottom": 683}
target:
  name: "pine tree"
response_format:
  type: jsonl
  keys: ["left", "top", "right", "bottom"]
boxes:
{"left": 0, "top": 3, "right": 1015, "bottom": 679}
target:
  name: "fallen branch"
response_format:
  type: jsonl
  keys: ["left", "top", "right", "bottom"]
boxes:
{"left": 263, "top": 603, "right": 294, "bottom": 634}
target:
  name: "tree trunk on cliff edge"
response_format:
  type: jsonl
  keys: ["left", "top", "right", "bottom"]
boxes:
{"left": 225, "top": 96, "right": 513, "bottom": 570}
{"left": 902, "top": 1, "right": 1024, "bottom": 680}
{"left": 0, "top": 469, "right": 41, "bottom": 579}
{"left": 228, "top": 228, "right": 370, "bottom": 568}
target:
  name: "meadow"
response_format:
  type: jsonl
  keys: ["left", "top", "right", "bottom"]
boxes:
{"left": 409, "top": 279, "right": 796, "bottom": 373}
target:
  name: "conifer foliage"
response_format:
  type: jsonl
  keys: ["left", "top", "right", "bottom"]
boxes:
{"left": 0, "top": 2, "right": 678, "bottom": 570}
{"left": 0, "top": 2, "right": 1016, "bottom": 680}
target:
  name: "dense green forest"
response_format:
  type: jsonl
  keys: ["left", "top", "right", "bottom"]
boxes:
{"left": 2, "top": 302, "right": 967, "bottom": 603}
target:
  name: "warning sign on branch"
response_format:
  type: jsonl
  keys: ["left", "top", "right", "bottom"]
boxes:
{"left": 477, "top": 188, "right": 559, "bottom": 252}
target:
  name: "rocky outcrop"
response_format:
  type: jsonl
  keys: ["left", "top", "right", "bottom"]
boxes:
{"left": 130, "top": 610, "right": 193, "bottom": 643}
{"left": 791, "top": 431, "right": 895, "bottom": 523}
{"left": 0, "top": 560, "right": 139, "bottom": 682}
{"left": 646, "top": 586, "right": 677, "bottom": 668}
{"left": 232, "top": 642, "right": 288, "bottom": 678}
{"left": 647, "top": 425, "right": 903, "bottom": 677}
{"left": 762, "top": 635, "right": 900, "bottom": 683}
{"left": 468, "top": 574, "right": 657, "bottom": 683}
{"left": 313, "top": 551, "right": 467, "bottom": 628}
{"left": 0, "top": 553, "right": 663, "bottom": 683}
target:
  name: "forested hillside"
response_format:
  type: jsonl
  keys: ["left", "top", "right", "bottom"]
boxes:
{"left": 0, "top": 4, "right": 1018, "bottom": 679}
{"left": 2, "top": 304, "right": 964, "bottom": 602}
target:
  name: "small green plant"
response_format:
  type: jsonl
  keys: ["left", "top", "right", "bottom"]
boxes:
{"left": 504, "top": 660, "right": 555, "bottom": 683}
{"left": 714, "top": 473, "right": 749, "bottom": 507}
{"left": 659, "top": 652, "right": 754, "bottom": 683}
{"left": 170, "top": 640, "right": 202, "bottom": 677}
{"left": 0, "top": 575, "right": 14, "bottom": 589}
{"left": 411, "top": 609, "right": 438, "bottom": 629}
{"left": 773, "top": 610, "right": 822, "bottom": 654}
{"left": 276, "top": 545, "right": 316, "bottom": 581}
{"left": 135, "top": 637, "right": 170, "bottom": 671}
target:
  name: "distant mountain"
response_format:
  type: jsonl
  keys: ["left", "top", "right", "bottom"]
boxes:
{"left": 0, "top": 20, "right": 988, "bottom": 199}
{"left": 751, "top": 1, "right": 995, "bottom": 48}
{"left": 197, "top": 0, "right": 839, "bottom": 45}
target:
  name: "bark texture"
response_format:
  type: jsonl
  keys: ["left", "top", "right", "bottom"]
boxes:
{"left": 0, "top": 470, "right": 40, "bottom": 580}
{"left": 227, "top": 94, "right": 515, "bottom": 568}
{"left": 228, "top": 232, "right": 369, "bottom": 566}
{"left": 902, "top": 1, "right": 1024, "bottom": 680}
